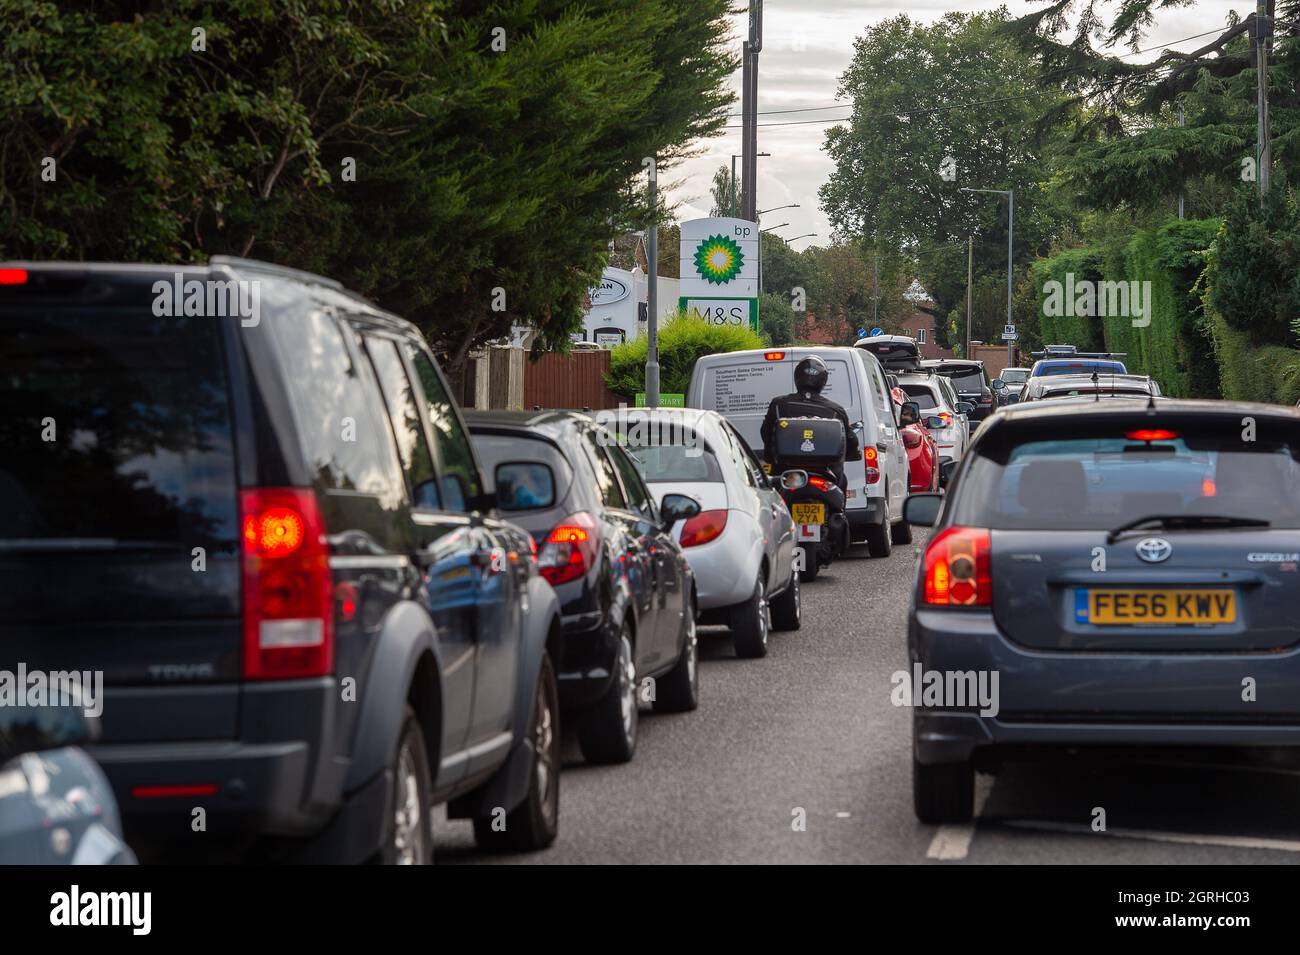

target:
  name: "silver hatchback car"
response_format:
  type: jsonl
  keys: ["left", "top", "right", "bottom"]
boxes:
{"left": 903, "top": 400, "right": 1300, "bottom": 823}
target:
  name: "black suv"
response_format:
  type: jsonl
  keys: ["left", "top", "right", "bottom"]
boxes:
{"left": 0, "top": 258, "right": 563, "bottom": 863}
{"left": 467, "top": 411, "right": 697, "bottom": 765}
{"left": 921, "top": 359, "right": 998, "bottom": 422}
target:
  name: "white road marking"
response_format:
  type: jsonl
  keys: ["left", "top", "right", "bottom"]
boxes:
{"left": 925, "top": 776, "right": 993, "bottom": 861}
{"left": 1002, "top": 819, "right": 1300, "bottom": 854}
{"left": 836, "top": 811, "right": 851, "bottom": 818}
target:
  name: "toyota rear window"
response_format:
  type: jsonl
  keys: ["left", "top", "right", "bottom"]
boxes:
{"left": 953, "top": 436, "right": 1300, "bottom": 530}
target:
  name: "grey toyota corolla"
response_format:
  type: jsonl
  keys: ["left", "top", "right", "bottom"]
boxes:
{"left": 902, "top": 400, "right": 1300, "bottom": 823}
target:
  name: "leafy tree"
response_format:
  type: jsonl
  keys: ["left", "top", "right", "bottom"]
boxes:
{"left": 709, "top": 163, "right": 741, "bottom": 218}
{"left": 758, "top": 291, "right": 795, "bottom": 345}
{"left": 0, "top": 0, "right": 737, "bottom": 386}
{"left": 820, "top": 9, "right": 1071, "bottom": 330}
{"left": 1205, "top": 181, "right": 1300, "bottom": 346}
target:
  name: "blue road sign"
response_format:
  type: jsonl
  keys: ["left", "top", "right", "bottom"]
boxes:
{"left": 869, "top": 327, "right": 883, "bottom": 337}
{"left": 857, "top": 327, "right": 868, "bottom": 338}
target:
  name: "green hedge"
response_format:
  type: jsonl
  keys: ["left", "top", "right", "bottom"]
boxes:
{"left": 1033, "top": 218, "right": 1221, "bottom": 397}
{"left": 606, "top": 311, "right": 765, "bottom": 398}
{"left": 1206, "top": 305, "right": 1300, "bottom": 404}
{"left": 1033, "top": 248, "right": 1107, "bottom": 352}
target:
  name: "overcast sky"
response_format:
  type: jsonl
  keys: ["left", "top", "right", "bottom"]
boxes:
{"left": 663, "top": 0, "right": 1246, "bottom": 246}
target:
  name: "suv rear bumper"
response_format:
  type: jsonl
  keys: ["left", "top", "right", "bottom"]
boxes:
{"left": 910, "top": 607, "right": 1300, "bottom": 763}
{"left": 847, "top": 499, "right": 885, "bottom": 538}
{"left": 90, "top": 739, "right": 322, "bottom": 837}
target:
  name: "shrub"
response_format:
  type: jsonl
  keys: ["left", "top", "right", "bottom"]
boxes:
{"left": 1205, "top": 184, "right": 1300, "bottom": 347}
{"left": 606, "top": 310, "right": 765, "bottom": 398}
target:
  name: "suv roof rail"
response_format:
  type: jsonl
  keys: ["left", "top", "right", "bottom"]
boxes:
{"left": 209, "top": 255, "right": 345, "bottom": 291}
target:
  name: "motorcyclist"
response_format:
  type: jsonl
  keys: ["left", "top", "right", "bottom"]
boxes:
{"left": 760, "top": 356, "right": 860, "bottom": 491}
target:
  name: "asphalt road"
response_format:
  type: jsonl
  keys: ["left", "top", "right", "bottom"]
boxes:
{"left": 438, "top": 533, "right": 1300, "bottom": 864}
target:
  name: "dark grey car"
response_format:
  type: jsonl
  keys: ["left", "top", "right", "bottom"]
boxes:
{"left": 903, "top": 400, "right": 1300, "bottom": 823}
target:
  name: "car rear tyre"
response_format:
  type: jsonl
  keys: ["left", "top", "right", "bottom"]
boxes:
{"left": 796, "top": 544, "right": 819, "bottom": 582}
{"left": 913, "top": 756, "right": 974, "bottom": 824}
{"left": 577, "top": 625, "right": 638, "bottom": 764}
{"left": 377, "top": 709, "right": 433, "bottom": 864}
{"left": 865, "top": 500, "right": 893, "bottom": 558}
{"left": 890, "top": 512, "right": 913, "bottom": 545}
{"left": 769, "top": 570, "right": 801, "bottom": 631}
{"left": 473, "top": 652, "right": 561, "bottom": 852}
{"left": 653, "top": 603, "right": 699, "bottom": 713}
{"left": 730, "top": 575, "right": 770, "bottom": 659}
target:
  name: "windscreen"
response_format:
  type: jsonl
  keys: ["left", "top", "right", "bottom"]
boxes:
{"left": 952, "top": 435, "right": 1300, "bottom": 530}
{"left": 901, "top": 385, "right": 938, "bottom": 409}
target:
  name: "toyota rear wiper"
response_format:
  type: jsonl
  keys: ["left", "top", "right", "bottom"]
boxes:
{"left": 1105, "top": 514, "right": 1270, "bottom": 545}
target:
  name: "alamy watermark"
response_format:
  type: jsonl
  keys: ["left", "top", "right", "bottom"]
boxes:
{"left": 593, "top": 405, "right": 702, "bottom": 457}
{"left": 0, "top": 664, "right": 103, "bottom": 718}
{"left": 1042, "top": 272, "right": 1151, "bottom": 328}
{"left": 151, "top": 273, "right": 261, "bottom": 327}
{"left": 890, "top": 663, "right": 1000, "bottom": 717}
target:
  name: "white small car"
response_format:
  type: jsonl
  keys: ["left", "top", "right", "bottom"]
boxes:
{"left": 618, "top": 408, "right": 800, "bottom": 659}
{"left": 895, "top": 371, "right": 971, "bottom": 465}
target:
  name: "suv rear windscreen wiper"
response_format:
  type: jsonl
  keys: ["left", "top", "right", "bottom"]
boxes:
{"left": 1105, "top": 514, "right": 1270, "bottom": 544}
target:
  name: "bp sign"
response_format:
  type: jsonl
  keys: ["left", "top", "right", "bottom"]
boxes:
{"left": 678, "top": 217, "right": 759, "bottom": 331}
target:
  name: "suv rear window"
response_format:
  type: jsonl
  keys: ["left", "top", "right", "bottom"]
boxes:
{"left": 0, "top": 306, "right": 238, "bottom": 544}
{"left": 626, "top": 441, "right": 724, "bottom": 483}
{"left": 940, "top": 367, "right": 985, "bottom": 392}
{"left": 900, "top": 385, "right": 938, "bottom": 409}
{"left": 953, "top": 435, "right": 1300, "bottom": 530}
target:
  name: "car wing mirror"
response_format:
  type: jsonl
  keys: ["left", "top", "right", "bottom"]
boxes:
{"left": 659, "top": 493, "right": 701, "bottom": 529}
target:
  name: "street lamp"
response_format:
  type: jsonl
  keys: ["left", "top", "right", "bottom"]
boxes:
{"left": 759, "top": 222, "right": 789, "bottom": 234}
{"left": 731, "top": 151, "right": 770, "bottom": 217}
{"left": 757, "top": 203, "right": 799, "bottom": 217}
{"left": 784, "top": 233, "right": 817, "bottom": 244}
{"left": 960, "top": 186, "right": 1014, "bottom": 368}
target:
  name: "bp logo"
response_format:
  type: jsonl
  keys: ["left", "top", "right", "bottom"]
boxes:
{"left": 693, "top": 234, "right": 744, "bottom": 285}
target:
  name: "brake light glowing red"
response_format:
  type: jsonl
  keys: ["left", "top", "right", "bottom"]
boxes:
{"left": 807, "top": 475, "right": 831, "bottom": 491}
{"left": 1126, "top": 429, "right": 1178, "bottom": 441}
{"left": 132, "top": 784, "right": 219, "bottom": 799}
{"left": 764, "top": 351, "right": 786, "bottom": 361}
{"left": 0, "top": 268, "right": 28, "bottom": 285}
{"left": 539, "top": 512, "right": 598, "bottom": 585}
{"left": 1202, "top": 478, "right": 1217, "bottom": 497}
{"left": 240, "top": 489, "right": 333, "bottom": 680}
{"left": 923, "top": 527, "right": 991, "bottom": 606}
{"left": 863, "top": 445, "right": 881, "bottom": 484}
{"left": 680, "top": 509, "right": 728, "bottom": 547}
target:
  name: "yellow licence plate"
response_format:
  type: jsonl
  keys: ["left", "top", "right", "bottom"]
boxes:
{"left": 1076, "top": 588, "right": 1237, "bottom": 626}
{"left": 791, "top": 503, "right": 825, "bottom": 525}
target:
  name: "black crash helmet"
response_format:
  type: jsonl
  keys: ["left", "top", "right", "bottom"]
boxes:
{"left": 794, "top": 356, "right": 829, "bottom": 396}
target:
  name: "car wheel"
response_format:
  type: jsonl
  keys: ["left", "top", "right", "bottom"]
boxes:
{"left": 377, "top": 709, "right": 433, "bottom": 864}
{"left": 890, "top": 509, "right": 913, "bottom": 545}
{"left": 913, "top": 755, "right": 974, "bottom": 824}
{"left": 577, "top": 624, "right": 637, "bottom": 764}
{"left": 730, "top": 574, "right": 770, "bottom": 658}
{"left": 796, "top": 544, "right": 819, "bottom": 582}
{"left": 653, "top": 602, "right": 699, "bottom": 713}
{"left": 865, "top": 498, "right": 893, "bottom": 558}
{"left": 769, "top": 569, "right": 801, "bottom": 631}
{"left": 473, "top": 652, "right": 561, "bottom": 851}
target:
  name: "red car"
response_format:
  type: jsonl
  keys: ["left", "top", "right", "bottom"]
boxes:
{"left": 892, "top": 386, "right": 940, "bottom": 492}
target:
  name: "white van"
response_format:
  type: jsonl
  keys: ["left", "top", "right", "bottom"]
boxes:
{"left": 686, "top": 346, "right": 910, "bottom": 557}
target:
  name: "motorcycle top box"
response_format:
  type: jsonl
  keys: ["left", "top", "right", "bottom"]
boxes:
{"left": 772, "top": 417, "right": 845, "bottom": 466}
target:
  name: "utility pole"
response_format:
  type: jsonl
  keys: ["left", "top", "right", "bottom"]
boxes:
{"left": 730, "top": 154, "right": 739, "bottom": 217}
{"left": 965, "top": 236, "right": 973, "bottom": 360}
{"left": 1178, "top": 100, "right": 1185, "bottom": 219}
{"left": 645, "top": 158, "right": 659, "bottom": 408}
{"left": 871, "top": 248, "right": 879, "bottom": 326}
{"left": 740, "top": 2, "right": 763, "bottom": 220}
{"left": 1006, "top": 190, "right": 1014, "bottom": 371}
{"left": 1256, "top": 0, "right": 1272, "bottom": 196}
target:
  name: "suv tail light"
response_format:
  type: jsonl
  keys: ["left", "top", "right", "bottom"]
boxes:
{"left": 863, "top": 445, "right": 881, "bottom": 484}
{"left": 539, "top": 512, "right": 599, "bottom": 585}
{"left": 680, "top": 509, "right": 728, "bottom": 547}
{"left": 241, "top": 488, "right": 334, "bottom": 679}
{"left": 923, "top": 526, "right": 991, "bottom": 606}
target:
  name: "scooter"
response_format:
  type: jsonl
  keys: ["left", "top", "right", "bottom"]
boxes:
{"left": 770, "top": 417, "right": 850, "bottom": 582}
